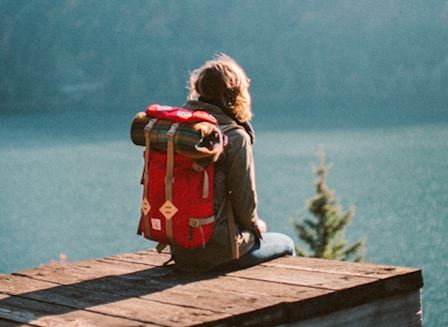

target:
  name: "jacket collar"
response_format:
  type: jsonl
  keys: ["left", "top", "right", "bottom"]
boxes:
{"left": 184, "top": 100, "right": 256, "bottom": 144}
{"left": 184, "top": 100, "right": 236, "bottom": 125}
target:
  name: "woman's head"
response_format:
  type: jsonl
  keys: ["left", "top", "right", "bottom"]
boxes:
{"left": 188, "top": 54, "right": 252, "bottom": 122}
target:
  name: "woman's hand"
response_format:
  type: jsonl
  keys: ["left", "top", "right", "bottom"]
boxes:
{"left": 256, "top": 219, "right": 268, "bottom": 234}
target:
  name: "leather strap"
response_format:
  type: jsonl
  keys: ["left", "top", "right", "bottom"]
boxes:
{"left": 188, "top": 215, "right": 215, "bottom": 227}
{"left": 165, "top": 123, "right": 179, "bottom": 201}
{"left": 141, "top": 119, "right": 157, "bottom": 238}
{"left": 164, "top": 123, "right": 179, "bottom": 243}
{"left": 226, "top": 198, "right": 239, "bottom": 259}
{"left": 202, "top": 170, "right": 209, "bottom": 199}
{"left": 192, "top": 162, "right": 210, "bottom": 199}
{"left": 188, "top": 216, "right": 215, "bottom": 248}
{"left": 156, "top": 243, "right": 168, "bottom": 253}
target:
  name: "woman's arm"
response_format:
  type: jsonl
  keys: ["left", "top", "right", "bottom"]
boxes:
{"left": 226, "top": 129, "right": 264, "bottom": 238}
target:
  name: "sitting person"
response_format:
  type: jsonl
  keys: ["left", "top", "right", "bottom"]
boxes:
{"left": 171, "top": 54, "right": 295, "bottom": 272}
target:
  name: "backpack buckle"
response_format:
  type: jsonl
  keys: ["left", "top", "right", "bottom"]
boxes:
{"left": 167, "top": 123, "right": 179, "bottom": 136}
{"left": 189, "top": 218, "right": 201, "bottom": 228}
{"left": 144, "top": 119, "right": 157, "bottom": 133}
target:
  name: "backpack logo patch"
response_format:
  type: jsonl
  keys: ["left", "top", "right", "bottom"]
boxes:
{"left": 141, "top": 199, "right": 151, "bottom": 215}
{"left": 159, "top": 200, "right": 178, "bottom": 220}
{"left": 151, "top": 218, "right": 162, "bottom": 231}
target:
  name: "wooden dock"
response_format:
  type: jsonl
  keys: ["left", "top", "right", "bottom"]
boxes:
{"left": 0, "top": 250, "right": 423, "bottom": 326}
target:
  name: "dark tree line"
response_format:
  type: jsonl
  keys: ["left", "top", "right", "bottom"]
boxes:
{"left": 1, "top": 0, "right": 447, "bottom": 120}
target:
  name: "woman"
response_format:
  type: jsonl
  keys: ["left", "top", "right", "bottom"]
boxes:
{"left": 171, "top": 54, "right": 295, "bottom": 272}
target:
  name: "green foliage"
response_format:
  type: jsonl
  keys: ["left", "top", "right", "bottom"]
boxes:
{"left": 293, "top": 149, "right": 365, "bottom": 262}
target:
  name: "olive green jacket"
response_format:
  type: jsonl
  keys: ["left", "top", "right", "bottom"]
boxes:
{"left": 171, "top": 101, "right": 261, "bottom": 271}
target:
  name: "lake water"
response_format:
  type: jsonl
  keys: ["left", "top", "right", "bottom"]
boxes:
{"left": 0, "top": 110, "right": 447, "bottom": 325}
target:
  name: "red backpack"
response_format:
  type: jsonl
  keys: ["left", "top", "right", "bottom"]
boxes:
{"left": 131, "top": 104, "right": 227, "bottom": 251}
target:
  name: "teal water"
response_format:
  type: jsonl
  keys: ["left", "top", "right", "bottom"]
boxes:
{"left": 0, "top": 112, "right": 447, "bottom": 325}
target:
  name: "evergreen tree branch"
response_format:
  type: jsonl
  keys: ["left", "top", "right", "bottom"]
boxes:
{"left": 291, "top": 147, "right": 366, "bottom": 262}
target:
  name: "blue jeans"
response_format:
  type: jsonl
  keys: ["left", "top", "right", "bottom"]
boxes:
{"left": 217, "top": 232, "right": 295, "bottom": 271}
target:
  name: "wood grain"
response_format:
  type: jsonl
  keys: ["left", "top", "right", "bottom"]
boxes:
{"left": 0, "top": 274, "right": 229, "bottom": 326}
{"left": 14, "top": 257, "right": 150, "bottom": 285}
{"left": 262, "top": 256, "right": 421, "bottom": 279}
{"left": 228, "top": 264, "right": 377, "bottom": 290}
{"left": 1, "top": 251, "right": 423, "bottom": 327}
{"left": 107, "top": 249, "right": 172, "bottom": 267}
{"left": 0, "top": 293, "right": 154, "bottom": 326}
{"left": 0, "top": 317, "right": 36, "bottom": 326}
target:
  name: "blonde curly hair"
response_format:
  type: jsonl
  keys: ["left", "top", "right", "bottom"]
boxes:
{"left": 188, "top": 54, "right": 252, "bottom": 122}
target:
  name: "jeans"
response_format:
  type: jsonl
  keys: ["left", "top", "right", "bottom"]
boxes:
{"left": 217, "top": 232, "right": 296, "bottom": 271}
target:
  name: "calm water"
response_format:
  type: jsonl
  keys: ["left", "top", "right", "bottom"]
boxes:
{"left": 0, "top": 111, "right": 447, "bottom": 325}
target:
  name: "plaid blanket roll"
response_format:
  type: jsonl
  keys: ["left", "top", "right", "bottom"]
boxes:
{"left": 130, "top": 112, "right": 224, "bottom": 163}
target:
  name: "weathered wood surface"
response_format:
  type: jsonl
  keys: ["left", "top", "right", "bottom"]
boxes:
{"left": 0, "top": 250, "right": 423, "bottom": 326}
{"left": 280, "top": 290, "right": 422, "bottom": 327}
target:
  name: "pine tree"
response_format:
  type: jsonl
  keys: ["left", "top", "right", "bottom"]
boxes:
{"left": 293, "top": 149, "right": 365, "bottom": 262}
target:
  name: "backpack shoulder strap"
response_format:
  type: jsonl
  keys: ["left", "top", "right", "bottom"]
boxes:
{"left": 220, "top": 123, "right": 243, "bottom": 134}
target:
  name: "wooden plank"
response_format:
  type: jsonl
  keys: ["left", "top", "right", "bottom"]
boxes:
{"left": 106, "top": 249, "right": 172, "bottom": 266}
{"left": 284, "top": 290, "right": 422, "bottom": 327}
{"left": 0, "top": 293, "right": 153, "bottom": 326}
{"left": 3, "top": 252, "right": 423, "bottom": 327}
{"left": 13, "top": 257, "right": 152, "bottom": 285}
{"left": 141, "top": 276, "right": 331, "bottom": 326}
{"left": 228, "top": 265, "right": 376, "bottom": 290}
{"left": 0, "top": 317, "right": 36, "bottom": 326}
{"left": 79, "top": 255, "right": 421, "bottom": 306}
{"left": 226, "top": 262, "right": 423, "bottom": 323}
{"left": 5, "top": 265, "right": 318, "bottom": 326}
{"left": 191, "top": 275, "right": 332, "bottom": 301}
{"left": 38, "top": 258, "right": 326, "bottom": 306}
{"left": 48, "top": 264, "right": 192, "bottom": 301}
{"left": 1, "top": 274, "right": 57, "bottom": 294}
{"left": 225, "top": 265, "right": 392, "bottom": 321}
{"left": 0, "top": 274, "right": 230, "bottom": 327}
{"left": 50, "top": 258, "right": 337, "bottom": 325}
{"left": 262, "top": 256, "right": 421, "bottom": 279}
{"left": 141, "top": 277, "right": 322, "bottom": 314}
{"left": 15, "top": 260, "right": 192, "bottom": 298}
{"left": 3, "top": 262, "right": 330, "bottom": 326}
{"left": 262, "top": 257, "right": 423, "bottom": 294}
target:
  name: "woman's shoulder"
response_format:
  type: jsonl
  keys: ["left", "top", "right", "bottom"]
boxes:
{"left": 221, "top": 120, "right": 255, "bottom": 146}
{"left": 221, "top": 124, "right": 251, "bottom": 146}
{"left": 220, "top": 126, "right": 252, "bottom": 162}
